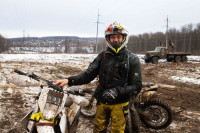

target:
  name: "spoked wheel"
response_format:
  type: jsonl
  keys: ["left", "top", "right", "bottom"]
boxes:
{"left": 140, "top": 99, "right": 173, "bottom": 129}
{"left": 81, "top": 97, "right": 97, "bottom": 118}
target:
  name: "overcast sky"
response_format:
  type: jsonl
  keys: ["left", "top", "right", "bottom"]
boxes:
{"left": 0, "top": 0, "right": 200, "bottom": 38}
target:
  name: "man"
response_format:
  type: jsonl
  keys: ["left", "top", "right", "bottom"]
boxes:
{"left": 55, "top": 22, "right": 142, "bottom": 133}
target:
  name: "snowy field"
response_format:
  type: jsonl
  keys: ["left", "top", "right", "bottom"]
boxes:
{"left": 0, "top": 53, "right": 200, "bottom": 133}
{"left": 1, "top": 53, "right": 199, "bottom": 64}
{"left": 1, "top": 54, "right": 200, "bottom": 85}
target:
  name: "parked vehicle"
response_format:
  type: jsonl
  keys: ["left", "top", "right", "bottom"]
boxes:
{"left": 14, "top": 69, "right": 89, "bottom": 133}
{"left": 81, "top": 82, "right": 173, "bottom": 130}
{"left": 144, "top": 46, "right": 190, "bottom": 64}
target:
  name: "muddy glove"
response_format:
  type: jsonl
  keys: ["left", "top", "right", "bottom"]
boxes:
{"left": 102, "top": 88, "right": 118, "bottom": 102}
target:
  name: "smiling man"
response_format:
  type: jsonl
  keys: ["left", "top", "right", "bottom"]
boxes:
{"left": 55, "top": 22, "right": 142, "bottom": 133}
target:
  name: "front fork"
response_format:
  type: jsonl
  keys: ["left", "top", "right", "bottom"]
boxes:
{"left": 21, "top": 105, "right": 39, "bottom": 133}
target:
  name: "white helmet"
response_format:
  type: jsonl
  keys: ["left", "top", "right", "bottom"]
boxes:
{"left": 105, "top": 22, "right": 129, "bottom": 53}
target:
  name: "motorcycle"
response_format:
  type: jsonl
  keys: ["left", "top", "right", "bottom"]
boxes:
{"left": 14, "top": 69, "right": 89, "bottom": 133}
{"left": 80, "top": 82, "right": 173, "bottom": 130}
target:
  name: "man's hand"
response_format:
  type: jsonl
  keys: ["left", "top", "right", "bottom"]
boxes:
{"left": 54, "top": 79, "right": 69, "bottom": 87}
{"left": 102, "top": 88, "right": 118, "bottom": 102}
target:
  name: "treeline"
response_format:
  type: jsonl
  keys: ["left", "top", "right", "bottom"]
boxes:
{"left": 0, "top": 35, "right": 12, "bottom": 53}
{"left": 1, "top": 23, "right": 200, "bottom": 55}
{"left": 127, "top": 23, "right": 200, "bottom": 55}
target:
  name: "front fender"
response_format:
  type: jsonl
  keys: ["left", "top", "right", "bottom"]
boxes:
{"left": 135, "top": 87, "right": 157, "bottom": 103}
{"left": 21, "top": 105, "right": 39, "bottom": 133}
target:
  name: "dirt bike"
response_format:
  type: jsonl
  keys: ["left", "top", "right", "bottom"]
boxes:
{"left": 80, "top": 82, "right": 173, "bottom": 130}
{"left": 14, "top": 69, "right": 89, "bottom": 133}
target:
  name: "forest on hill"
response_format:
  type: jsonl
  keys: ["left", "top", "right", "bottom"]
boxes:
{"left": 128, "top": 23, "right": 200, "bottom": 55}
{"left": 1, "top": 23, "right": 200, "bottom": 55}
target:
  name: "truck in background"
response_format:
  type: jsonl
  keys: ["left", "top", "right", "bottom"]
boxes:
{"left": 144, "top": 46, "right": 190, "bottom": 64}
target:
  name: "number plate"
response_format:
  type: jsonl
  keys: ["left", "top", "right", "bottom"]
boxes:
{"left": 46, "top": 90, "right": 64, "bottom": 105}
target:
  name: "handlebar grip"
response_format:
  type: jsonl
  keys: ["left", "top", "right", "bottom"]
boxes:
{"left": 14, "top": 69, "right": 27, "bottom": 76}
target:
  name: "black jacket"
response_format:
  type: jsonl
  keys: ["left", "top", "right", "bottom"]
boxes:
{"left": 68, "top": 47, "right": 142, "bottom": 104}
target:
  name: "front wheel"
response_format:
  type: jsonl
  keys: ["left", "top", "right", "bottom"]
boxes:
{"left": 151, "top": 57, "right": 159, "bottom": 64}
{"left": 139, "top": 99, "right": 173, "bottom": 129}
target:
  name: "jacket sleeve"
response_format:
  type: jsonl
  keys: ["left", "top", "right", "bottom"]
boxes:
{"left": 67, "top": 55, "right": 101, "bottom": 86}
{"left": 117, "top": 54, "right": 142, "bottom": 96}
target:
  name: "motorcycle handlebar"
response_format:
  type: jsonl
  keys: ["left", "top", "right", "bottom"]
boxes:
{"left": 14, "top": 69, "right": 28, "bottom": 76}
{"left": 14, "top": 69, "right": 63, "bottom": 92}
{"left": 14, "top": 69, "right": 40, "bottom": 81}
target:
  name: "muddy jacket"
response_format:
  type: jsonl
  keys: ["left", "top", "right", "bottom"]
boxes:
{"left": 68, "top": 47, "right": 142, "bottom": 104}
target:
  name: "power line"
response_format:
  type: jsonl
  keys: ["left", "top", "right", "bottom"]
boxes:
{"left": 95, "top": 9, "right": 103, "bottom": 53}
{"left": 71, "top": 0, "right": 106, "bottom": 37}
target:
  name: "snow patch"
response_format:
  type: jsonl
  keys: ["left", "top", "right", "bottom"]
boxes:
{"left": 7, "top": 88, "right": 13, "bottom": 93}
{"left": 171, "top": 76, "right": 200, "bottom": 85}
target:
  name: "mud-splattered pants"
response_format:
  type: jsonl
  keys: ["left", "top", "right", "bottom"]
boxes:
{"left": 93, "top": 102, "right": 129, "bottom": 133}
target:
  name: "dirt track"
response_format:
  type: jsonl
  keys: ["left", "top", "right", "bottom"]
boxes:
{"left": 0, "top": 60, "right": 200, "bottom": 133}
{"left": 141, "top": 63, "right": 200, "bottom": 133}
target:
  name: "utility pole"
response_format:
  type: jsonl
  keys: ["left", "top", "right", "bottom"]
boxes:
{"left": 23, "top": 30, "right": 25, "bottom": 48}
{"left": 95, "top": 9, "right": 103, "bottom": 53}
{"left": 166, "top": 16, "right": 168, "bottom": 49}
{"left": 5, "top": 36, "right": 7, "bottom": 47}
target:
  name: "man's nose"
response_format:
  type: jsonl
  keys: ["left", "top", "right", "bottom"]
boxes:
{"left": 113, "top": 37, "right": 118, "bottom": 42}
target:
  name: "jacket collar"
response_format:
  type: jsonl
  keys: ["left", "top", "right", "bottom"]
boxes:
{"left": 106, "top": 47, "right": 127, "bottom": 55}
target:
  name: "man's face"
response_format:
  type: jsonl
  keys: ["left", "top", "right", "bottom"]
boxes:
{"left": 109, "top": 34, "right": 123, "bottom": 44}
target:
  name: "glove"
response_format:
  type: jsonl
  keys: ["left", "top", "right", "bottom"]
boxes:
{"left": 101, "top": 88, "right": 118, "bottom": 102}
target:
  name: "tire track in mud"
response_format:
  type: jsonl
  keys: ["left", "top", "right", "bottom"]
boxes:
{"left": 141, "top": 62, "right": 200, "bottom": 133}
{"left": 0, "top": 62, "right": 86, "bottom": 133}
{"left": 0, "top": 86, "right": 28, "bottom": 133}
{"left": 1, "top": 61, "right": 200, "bottom": 133}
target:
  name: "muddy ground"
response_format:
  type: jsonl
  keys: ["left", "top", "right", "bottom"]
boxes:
{"left": 0, "top": 59, "right": 200, "bottom": 133}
